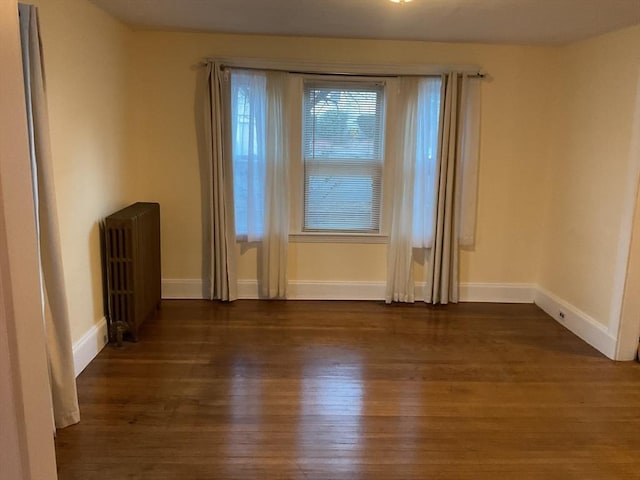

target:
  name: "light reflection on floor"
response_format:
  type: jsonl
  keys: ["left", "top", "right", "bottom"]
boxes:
{"left": 297, "top": 349, "right": 364, "bottom": 477}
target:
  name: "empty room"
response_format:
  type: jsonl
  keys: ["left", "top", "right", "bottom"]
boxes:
{"left": 2, "top": 0, "right": 640, "bottom": 478}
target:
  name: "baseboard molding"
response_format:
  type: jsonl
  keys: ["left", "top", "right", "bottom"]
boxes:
{"left": 291, "top": 281, "right": 385, "bottom": 300}
{"left": 237, "top": 279, "right": 258, "bottom": 299}
{"left": 238, "top": 280, "right": 536, "bottom": 303}
{"left": 165, "top": 278, "right": 536, "bottom": 303}
{"left": 162, "top": 279, "right": 206, "bottom": 299}
{"left": 455, "top": 283, "right": 535, "bottom": 303}
{"left": 240, "top": 280, "right": 386, "bottom": 300}
{"left": 72, "top": 317, "right": 108, "bottom": 377}
{"left": 534, "top": 287, "right": 617, "bottom": 359}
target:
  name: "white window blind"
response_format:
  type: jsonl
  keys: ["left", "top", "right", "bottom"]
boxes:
{"left": 302, "top": 81, "right": 385, "bottom": 233}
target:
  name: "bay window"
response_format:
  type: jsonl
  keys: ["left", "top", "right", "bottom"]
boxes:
{"left": 229, "top": 72, "right": 444, "bottom": 242}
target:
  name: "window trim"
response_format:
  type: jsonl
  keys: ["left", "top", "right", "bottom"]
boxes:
{"left": 289, "top": 233, "right": 388, "bottom": 244}
{"left": 289, "top": 74, "right": 395, "bottom": 240}
{"left": 301, "top": 79, "right": 386, "bottom": 235}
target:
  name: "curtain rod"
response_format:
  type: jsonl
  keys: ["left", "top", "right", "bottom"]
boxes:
{"left": 205, "top": 58, "right": 487, "bottom": 78}
{"left": 219, "top": 64, "right": 485, "bottom": 79}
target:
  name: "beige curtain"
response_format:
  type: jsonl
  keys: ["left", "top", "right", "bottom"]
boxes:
{"left": 200, "top": 62, "right": 238, "bottom": 301}
{"left": 425, "top": 73, "right": 481, "bottom": 304}
{"left": 19, "top": 4, "right": 79, "bottom": 428}
{"left": 260, "top": 72, "right": 290, "bottom": 298}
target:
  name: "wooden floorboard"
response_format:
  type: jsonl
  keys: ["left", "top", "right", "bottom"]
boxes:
{"left": 55, "top": 300, "right": 640, "bottom": 479}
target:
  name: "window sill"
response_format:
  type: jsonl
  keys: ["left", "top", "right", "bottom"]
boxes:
{"left": 289, "top": 233, "right": 388, "bottom": 244}
{"left": 236, "top": 234, "right": 389, "bottom": 244}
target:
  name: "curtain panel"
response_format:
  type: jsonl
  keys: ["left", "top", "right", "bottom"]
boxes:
{"left": 386, "top": 78, "right": 420, "bottom": 303}
{"left": 260, "top": 71, "right": 290, "bottom": 299}
{"left": 229, "top": 69, "right": 290, "bottom": 298}
{"left": 202, "top": 65, "right": 290, "bottom": 300}
{"left": 18, "top": 3, "right": 80, "bottom": 428}
{"left": 425, "top": 73, "right": 482, "bottom": 304}
{"left": 201, "top": 62, "right": 238, "bottom": 301}
{"left": 424, "top": 73, "right": 462, "bottom": 304}
{"left": 387, "top": 72, "right": 481, "bottom": 305}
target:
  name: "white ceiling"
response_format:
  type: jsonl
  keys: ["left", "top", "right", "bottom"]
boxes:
{"left": 89, "top": 0, "right": 640, "bottom": 45}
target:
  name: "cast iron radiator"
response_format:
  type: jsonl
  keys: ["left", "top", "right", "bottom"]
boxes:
{"left": 104, "top": 202, "right": 161, "bottom": 344}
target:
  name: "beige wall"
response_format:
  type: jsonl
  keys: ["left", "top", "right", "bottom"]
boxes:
{"left": 128, "top": 32, "right": 554, "bottom": 286}
{"left": 539, "top": 25, "right": 640, "bottom": 330}
{"left": 0, "top": 0, "right": 57, "bottom": 477}
{"left": 32, "top": 0, "right": 134, "bottom": 343}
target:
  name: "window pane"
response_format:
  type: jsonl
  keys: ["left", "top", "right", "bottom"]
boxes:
{"left": 412, "top": 77, "right": 442, "bottom": 248}
{"left": 231, "top": 70, "right": 266, "bottom": 239}
{"left": 303, "top": 81, "right": 385, "bottom": 233}
{"left": 304, "top": 162, "right": 382, "bottom": 232}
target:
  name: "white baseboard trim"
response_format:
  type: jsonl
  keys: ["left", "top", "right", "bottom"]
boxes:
{"left": 534, "top": 287, "right": 617, "bottom": 359}
{"left": 162, "top": 279, "right": 206, "bottom": 299}
{"left": 239, "top": 279, "right": 537, "bottom": 302}
{"left": 291, "top": 281, "right": 384, "bottom": 300}
{"left": 241, "top": 280, "right": 387, "bottom": 300}
{"left": 72, "top": 317, "right": 108, "bottom": 377}
{"left": 234, "top": 279, "right": 390, "bottom": 300}
{"left": 456, "top": 283, "right": 535, "bottom": 303}
{"left": 237, "top": 279, "right": 258, "bottom": 299}
{"left": 165, "top": 278, "right": 536, "bottom": 303}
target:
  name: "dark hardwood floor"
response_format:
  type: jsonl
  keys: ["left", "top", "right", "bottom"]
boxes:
{"left": 55, "top": 300, "right": 640, "bottom": 479}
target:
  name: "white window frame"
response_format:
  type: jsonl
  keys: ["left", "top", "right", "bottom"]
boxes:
{"left": 289, "top": 74, "right": 397, "bottom": 244}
